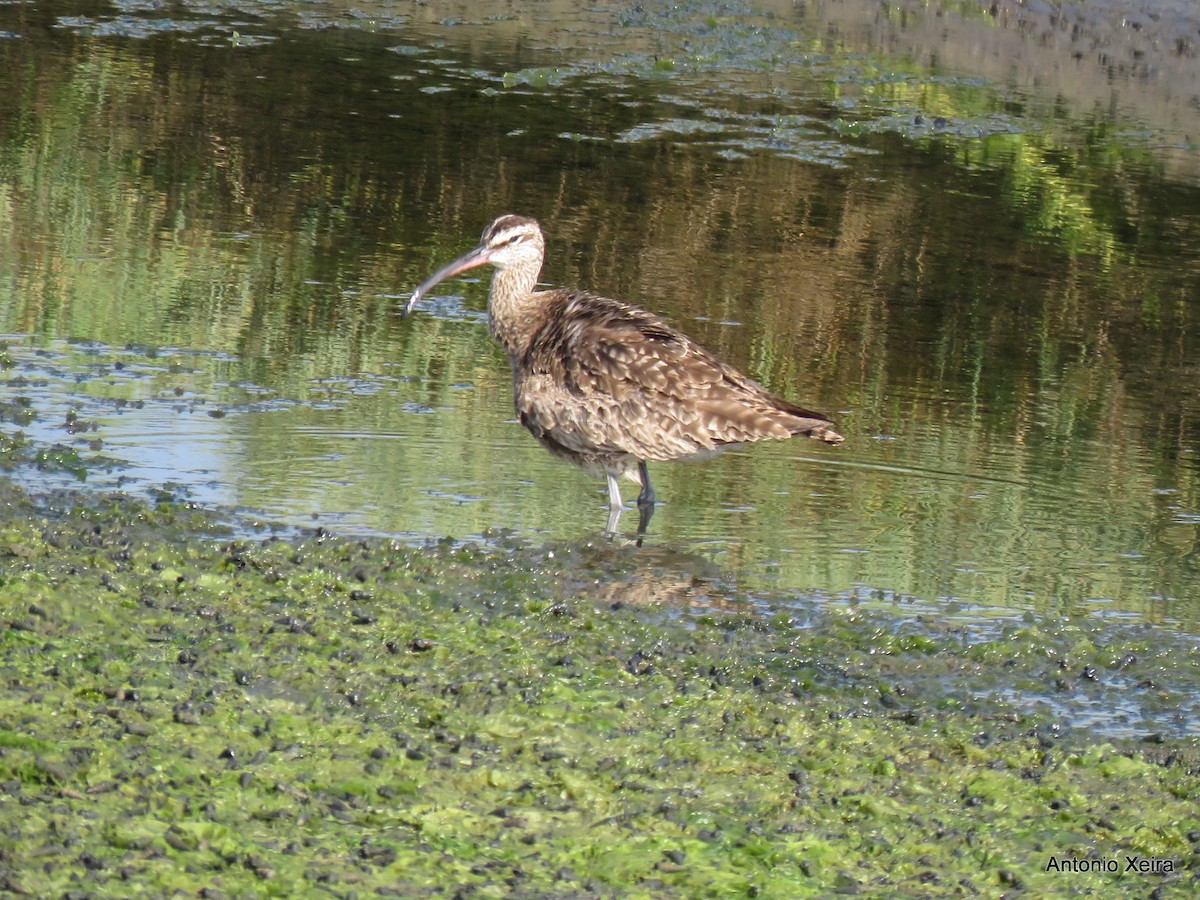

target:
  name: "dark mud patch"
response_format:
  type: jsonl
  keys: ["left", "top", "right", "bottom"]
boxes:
{"left": 0, "top": 483, "right": 1197, "bottom": 896}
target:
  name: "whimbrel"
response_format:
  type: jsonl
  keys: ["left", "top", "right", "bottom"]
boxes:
{"left": 404, "top": 214, "right": 842, "bottom": 533}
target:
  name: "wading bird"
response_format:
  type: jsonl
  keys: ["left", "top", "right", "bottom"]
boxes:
{"left": 404, "top": 215, "right": 842, "bottom": 534}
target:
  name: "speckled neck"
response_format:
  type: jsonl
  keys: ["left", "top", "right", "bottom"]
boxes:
{"left": 487, "top": 261, "right": 543, "bottom": 357}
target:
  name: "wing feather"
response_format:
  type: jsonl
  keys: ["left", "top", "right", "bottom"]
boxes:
{"left": 515, "top": 291, "right": 839, "bottom": 462}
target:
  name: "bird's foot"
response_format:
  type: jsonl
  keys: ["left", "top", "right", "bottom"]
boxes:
{"left": 602, "top": 499, "right": 653, "bottom": 544}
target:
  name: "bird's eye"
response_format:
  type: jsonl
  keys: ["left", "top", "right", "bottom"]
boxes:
{"left": 506, "top": 235, "right": 522, "bottom": 245}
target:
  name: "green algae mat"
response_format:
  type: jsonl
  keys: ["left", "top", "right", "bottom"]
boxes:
{"left": 0, "top": 486, "right": 1198, "bottom": 897}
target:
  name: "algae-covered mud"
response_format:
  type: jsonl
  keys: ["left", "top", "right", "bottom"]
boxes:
{"left": 1, "top": 486, "right": 1198, "bottom": 896}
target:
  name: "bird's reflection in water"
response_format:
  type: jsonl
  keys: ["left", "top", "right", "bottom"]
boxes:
{"left": 536, "top": 535, "right": 756, "bottom": 612}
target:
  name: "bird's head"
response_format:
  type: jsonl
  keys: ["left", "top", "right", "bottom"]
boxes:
{"left": 403, "top": 214, "right": 544, "bottom": 317}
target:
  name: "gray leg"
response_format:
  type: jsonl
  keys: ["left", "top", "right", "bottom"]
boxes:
{"left": 605, "top": 471, "right": 624, "bottom": 535}
{"left": 606, "top": 471, "right": 624, "bottom": 511}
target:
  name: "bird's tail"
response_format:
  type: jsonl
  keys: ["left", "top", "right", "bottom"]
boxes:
{"left": 774, "top": 398, "right": 844, "bottom": 445}
{"left": 807, "top": 424, "right": 844, "bottom": 445}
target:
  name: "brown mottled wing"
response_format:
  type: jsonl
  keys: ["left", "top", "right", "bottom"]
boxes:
{"left": 515, "top": 292, "right": 839, "bottom": 463}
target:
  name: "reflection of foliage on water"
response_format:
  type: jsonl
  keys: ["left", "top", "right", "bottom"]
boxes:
{"left": 0, "top": 4, "right": 1199, "bottom": 617}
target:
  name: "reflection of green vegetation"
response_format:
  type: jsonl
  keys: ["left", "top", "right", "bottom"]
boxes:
{"left": 0, "top": 5, "right": 1198, "bottom": 620}
{"left": 972, "top": 133, "right": 1120, "bottom": 262}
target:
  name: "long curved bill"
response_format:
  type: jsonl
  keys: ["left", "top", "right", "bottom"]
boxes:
{"left": 402, "top": 243, "right": 494, "bottom": 318}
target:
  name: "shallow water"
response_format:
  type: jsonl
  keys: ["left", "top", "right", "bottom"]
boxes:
{"left": 2, "top": 0, "right": 1200, "bottom": 633}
